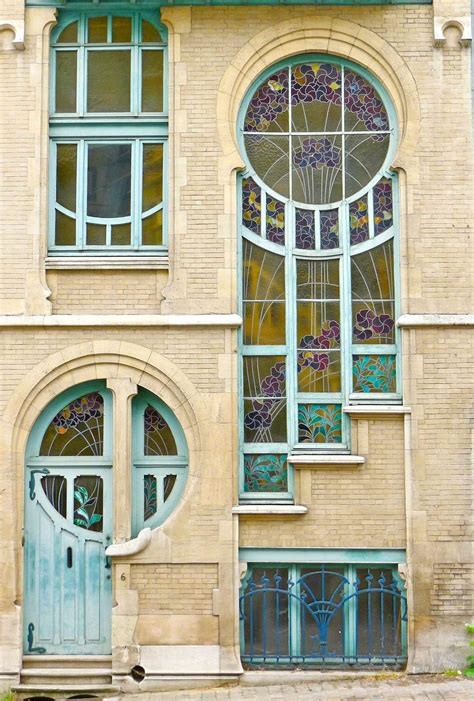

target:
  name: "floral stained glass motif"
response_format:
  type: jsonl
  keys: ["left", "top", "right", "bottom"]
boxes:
{"left": 144, "top": 406, "right": 177, "bottom": 456}
{"left": 295, "top": 209, "right": 315, "bottom": 249}
{"left": 292, "top": 135, "right": 343, "bottom": 205}
{"left": 40, "top": 392, "right": 104, "bottom": 457}
{"left": 41, "top": 476, "right": 67, "bottom": 518}
{"left": 144, "top": 474, "right": 157, "bottom": 521}
{"left": 73, "top": 476, "right": 103, "bottom": 532}
{"left": 352, "top": 239, "right": 395, "bottom": 344}
{"left": 244, "top": 357, "right": 286, "bottom": 443}
{"left": 244, "top": 69, "right": 289, "bottom": 133}
{"left": 373, "top": 177, "right": 393, "bottom": 236}
{"left": 349, "top": 196, "right": 369, "bottom": 244}
{"left": 266, "top": 197, "right": 285, "bottom": 244}
{"left": 242, "top": 177, "right": 261, "bottom": 235}
{"left": 243, "top": 239, "right": 285, "bottom": 345}
{"left": 344, "top": 71, "right": 389, "bottom": 135}
{"left": 320, "top": 209, "right": 339, "bottom": 249}
{"left": 353, "top": 355, "right": 396, "bottom": 393}
{"left": 244, "top": 454, "right": 288, "bottom": 492}
{"left": 298, "top": 404, "right": 342, "bottom": 444}
{"left": 291, "top": 63, "right": 342, "bottom": 132}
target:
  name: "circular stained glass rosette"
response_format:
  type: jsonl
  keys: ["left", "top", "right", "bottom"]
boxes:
{"left": 243, "top": 61, "right": 392, "bottom": 206}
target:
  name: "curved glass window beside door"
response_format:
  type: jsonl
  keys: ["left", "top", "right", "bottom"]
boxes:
{"left": 239, "top": 58, "right": 401, "bottom": 501}
{"left": 131, "top": 389, "right": 188, "bottom": 536}
{"left": 49, "top": 11, "right": 167, "bottom": 254}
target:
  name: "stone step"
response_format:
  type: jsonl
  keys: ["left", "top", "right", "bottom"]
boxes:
{"left": 12, "top": 683, "right": 120, "bottom": 701}
{"left": 22, "top": 655, "right": 112, "bottom": 670}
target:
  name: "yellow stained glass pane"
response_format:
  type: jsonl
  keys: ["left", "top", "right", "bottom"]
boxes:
{"left": 142, "top": 209, "right": 162, "bottom": 246}
{"left": 57, "top": 21, "right": 78, "bottom": 44}
{"left": 55, "top": 51, "right": 77, "bottom": 113}
{"left": 243, "top": 301, "right": 286, "bottom": 345}
{"left": 55, "top": 210, "right": 76, "bottom": 246}
{"left": 112, "top": 16, "right": 132, "bottom": 43}
{"left": 142, "top": 143, "right": 163, "bottom": 212}
{"left": 88, "top": 16, "right": 108, "bottom": 43}
{"left": 351, "top": 239, "right": 394, "bottom": 302}
{"left": 87, "top": 51, "right": 131, "bottom": 112}
{"left": 142, "top": 20, "right": 163, "bottom": 43}
{"left": 141, "top": 50, "right": 164, "bottom": 112}
{"left": 111, "top": 223, "right": 131, "bottom": 246}
{"left": 56, "top": 144, "right": 77, "bottom": 212}
{"left": 86, "top": 223, "right": 106, "bottom": 246}
{"left": 243, "top": 240, "right": 285, "bottom": 301}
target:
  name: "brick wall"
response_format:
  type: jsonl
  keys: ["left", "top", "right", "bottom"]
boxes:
{"left": 131, "top": 563, "right": 218, "bottom": 614}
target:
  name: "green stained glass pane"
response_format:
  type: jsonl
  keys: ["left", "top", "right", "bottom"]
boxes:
{"left": 244, "top": 135, "right": 290, "bottom": 199}
{"left": 144, "top": 406, "right": 177, "bottom": 456}
{"left": 142, "top": 143, "right": 163, "bottom": 211}
{"left": 112, "top": 16, "right": 132, "bottom": 43}
{"left": 55, "top": 210, "right": 76, "bottom": 246}
{"left": 142, "top": 20, "right": 163, "bottom": 43}
{"left": 142, "top": 209, "right": 162, "bottom": 246}
{"left": 296, "top": 259, "right": 339, "bottom": 300}
{"left": 353, "top": 355, "right": 396, "bottom": 393}
{"left": 87, "top": 51, "right": 131, "bottom": 112}
{"left": 56, "top": 21, "right": 78, "bottom": 44}
{"left": 87, "top": 144, "right": 131, "bottom": 218}
{"left": 298, "top": 403, "right": 342, "bottom": 444}
{"left": 144, "top": 474, "right": 157, "bottom": 521}
{"left": 291, "top": 62, "right": 342, "bottom": 133}
{"left": 88, "top": 16, "right": 108, "bottom": 43}
{"left": 56, "top": 144, "right": 77, "bottom": 211}
{"left": 345, "top": 134, "right": 389, "bottom": 198}
{"left": 142, "top": 50, "right": 164, "bottom": 113}
{"left": 40, "top": 392, "right": 104, "bottom": 456}
{"left": 292, "top": 135, "right": 342, "bottom": 205}
{"left": 111, "top": 222, "right": 131, "bottom": 246}
{"left": 55, "top": 51, "right": 77, "bottom": 113}
{"left": 73, "top": 476, "right": 103, "bottom": 532}
{"left": 164, "top": 474, "right": 177, "bottom": 502}
{"left": 86, "top": 223, "right": 106, "bottom": 246}
{"left": 243, "top": 454, "right": 287, "bottom": 493}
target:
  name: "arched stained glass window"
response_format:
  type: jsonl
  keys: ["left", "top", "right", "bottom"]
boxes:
{"left": 239, "top": 57, "right": 400, "bottom": 501}
{"left": 40, "top": 391, "right": 105, "bottom": 456}
{"left": 132, "top": 390, "right": 188, "bottom": 535}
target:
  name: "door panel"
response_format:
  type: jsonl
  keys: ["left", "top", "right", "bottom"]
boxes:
{"left": 24, "top": 466, "right": 112, "bottom": 655}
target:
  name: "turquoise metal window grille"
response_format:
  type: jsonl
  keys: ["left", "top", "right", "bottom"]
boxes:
{"left": 49, "top": 11, "right": 168, "bottom": 254}
{"left": 240, "top": 563, "right": 407, "bottom": 667}
{"left": 238, "top": 57, "right": 401, "bottom": 500}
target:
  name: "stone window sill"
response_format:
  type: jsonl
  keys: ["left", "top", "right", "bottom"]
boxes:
{"left": 343, "top": 405, "right": 411, "bottom": 416}
{"left": 232, "top": 505, "right": 307, "bottom": 515}
{"left": 288, "top": 454, "right": 365, "bottom": 467}
{"left": 45, "top": 256, "right": 169, "bottom": 270}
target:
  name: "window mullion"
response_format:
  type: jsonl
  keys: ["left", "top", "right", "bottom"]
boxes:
{"left": 341, "top": 202, "right": 352, "bottom": 443}
{"left": 77, "top": 140, "right": 86, "bottom": 250}
{"left": 345, "top": 563, "right": 357, "bottom": 661}
{"left": 286, "top": 204, "right": 296, "bottom": 459}
{"left": 133, "top": 139, "right": 141, "bottom": 249}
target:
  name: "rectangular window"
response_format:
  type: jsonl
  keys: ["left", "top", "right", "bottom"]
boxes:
{"left": 240, "top": 562, "right": 407, "bottom": 666}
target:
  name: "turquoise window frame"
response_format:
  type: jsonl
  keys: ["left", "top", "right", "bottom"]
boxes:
{"left": 131, "top": 389, "right": 188, "bottom": 537}
{"left": 49, "top": 9, "right": 168, "bottom": 256}
{"left": 237, "top": 56, "right": 402, "bottom": 502}
{"left": 239, "top": 549, "right": 407, "bottom": 666}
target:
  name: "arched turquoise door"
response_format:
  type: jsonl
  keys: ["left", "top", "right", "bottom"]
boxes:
{"left": 24, "top": 382, "right": 113, "bottom": 655}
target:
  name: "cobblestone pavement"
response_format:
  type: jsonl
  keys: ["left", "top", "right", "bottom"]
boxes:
{"left": 122, "top": 675, "right": 473, "bottom": 701}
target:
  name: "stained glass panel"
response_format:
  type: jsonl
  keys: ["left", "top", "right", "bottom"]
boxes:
{"left": 142, "top": 143, "right": 163, "bottom": 212}
{"left": 353, "top": 355, "right": 396, "bottom": 393}
{"left": 320, "top": 209, "right": 339, "bottom": 249}
{"left": 352, "top": 303, "right": 395, "bottom": 344}
{"left": 291, "top": 62, "right": 342, "bottom": 133}
{"left": 298, "top": 404, "right": 342, "bottom": 444}
{"left": 292, "top": 135, "right": 343, "bottom": 205}
{"left": 144, "top": 406, "right": 177, "bottom": 456}
{"left": 243, "top": 240, "right": 285, "bottom": 345}
{"left": 243, "top": 454, "right": 288, "bottom": 492}
{"left": 373, "top": 177, "right": 393, "bottom": 235}
{"left": 87, "top": 16, "right": 108, "bottom": 43}
{"left": 164, "top": 474, "right": 177, "bottom": 502}
{"left": 266, "top": 197, "right": 285, "bottom": 245}
{"left": 142, "top": 209, "right": 162, "bottom": 245}
{"left": 243, "top": 357, "right": 286, "bottom": 398}
{"left": 55, "top": 210, "right": 76, "bottom": 246}
{"left": 345, "top": 135, "right": 390, "bottom": 198}
{"left": 297, "top": 351, "right": 341, "bottom": 393}
{"left": 86, "top": 223, "right": 106, "bottom": 246}
{"left": 244, "top": 135, "right": 290, "bottom": 199}
{"left": 296, "top": 259, "right": 340, "bottom": 300}
{"left": 73, "top": 476, "right": 103, "bottom": 532}
{"left": 40, "top": 392, "right": 104, "bottom": 456}
{"left": 242, "top": 177, "right": 261, "bottom": 236}
{"left": 244, "top": 69, "right": 289, "bottom": 133}
{"left": 41, "top": 476, "right": 67, "bottom": 518}
{"left": 142, "top": 50, "right": 164, "bottom": 112}
{"left": 244, "top": 357, "right": 286, "bottom": 443}
{"left": 349, "top": 195, "right": 369, "bottom": 245}
{"left": 55, "top": 52, "right": 77, "bottom": 113}
{"left": 344, "top": 71, "right": 389, "bottom": 134}
{"left": 144, "top": 474, "right": 157, "bottom": 521}
{"left": 295, "top": 209, "right": 315, "bottom": 249}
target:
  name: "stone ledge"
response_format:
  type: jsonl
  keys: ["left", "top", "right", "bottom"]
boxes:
{"left": 397, "top": 314, "right": 474, "bottom": 327}
{"left": 343, "top": 405, "right": 411, "bottom": 416}
{"left": 45, "top": 256, "right": 169, "bottom": 270}
{"left": 232, "top": 505, "right": 307, "bottom": 515}
{"left": 0, "top": 314, "right": 242, "bottom": 328}
{"left": 288, "top": 454, "right": 365, "bottom": 466}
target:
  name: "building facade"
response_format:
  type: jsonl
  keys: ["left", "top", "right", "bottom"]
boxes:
{"left": 0, "top": 0, "right": 472, "bottom": 695}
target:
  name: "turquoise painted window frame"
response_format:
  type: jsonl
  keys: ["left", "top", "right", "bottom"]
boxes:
{"left": 48, "top": 9, "right": 168, "bottom": 256}
{"left": 237, "top": 55, "right": 402, "bottom": 502}
{"left": 131, "top": 389, "right": 188, "bottom": 537}
{"left": 239, "top": 550, "right": 407, "bottom": 665}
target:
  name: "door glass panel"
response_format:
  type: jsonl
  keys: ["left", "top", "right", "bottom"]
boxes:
{"left": 144, "top": 406, "right": 177, "bottom": 456}
{"left": 144, "top": 474, "right": 157, "bottom": 521}
{"left": 142, "top": 51, "right": 164, "bottom": 112}
{"left": 40, "top": 392, "right": 104, "bottom": 456}
{"left": 163, "top": 474, "right": 177, "bottom": 502}
{"left": 73, "top": 476, "right": 103, "bottom": 532}
{"left": 55, "top": 52, "right": 77, "bottom": 113}
{"left": 41, "top": 476, "right": 67, "bottom": 518}
{"left": 87, "top": 144, "right": 132, "bottom": 218}
{"left": 87, "top": 51, "right": 131, "bottom": 112}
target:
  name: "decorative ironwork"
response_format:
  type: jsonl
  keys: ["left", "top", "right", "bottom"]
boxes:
{"left": 29, "top": 468, "right": 50, "bottom": 500}
{"left": 240, "top": 566, "right": 407, "bottom": 666}
{"left": 27, "top": 622, "right": 46, "bottom": 654}
{"left": 40, "top": 392, "right": 104, "bottom": 457}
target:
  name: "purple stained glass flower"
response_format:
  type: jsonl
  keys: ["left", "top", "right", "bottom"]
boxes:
{"left": 259, "top": 361, "right": 285, "bottom": 397}
{"left": 293, "top": 137, "right": 341, "bottom": 170}
{"left": 291, "top": 63, "right": 341, "bottom": 108}
{"left": 144, "top": 406, "right": 167, "bottom": 432}
{"left": 345, "top": 70, "right": 389, "bottom": 137}
{"left": 244, "top": 401, "right": 273, "bottom": 430}
{"left": 295, "top": 209, "right": 315, "bottom": 249}
{"left": 349, "top": 197, "right": 369, "bottom": 245}
{"left": 373, "top": 177, "right": 393, "bottom": 235}
{"left": 298, "top": 321, "right": 340, "bottom": 353}
{"left": 53, "top": 392, "right": 103, "bottom": 433}
{"left": 297, "top": 351, "right": 330, "bottom": 372}
{"left": 353, "top": 308, "right": 394, "bottom": 340}
{"left": 242, "top": 177, "right": 261, "bottom": 235}
{"left": 244, "top": 69, "right": 289, "bottom": 132}
{"left": 266, "top": 198, "right": 285, "bottom": 245}
{"left": 320, "top": 209, "right": 339, "bottom": 249}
